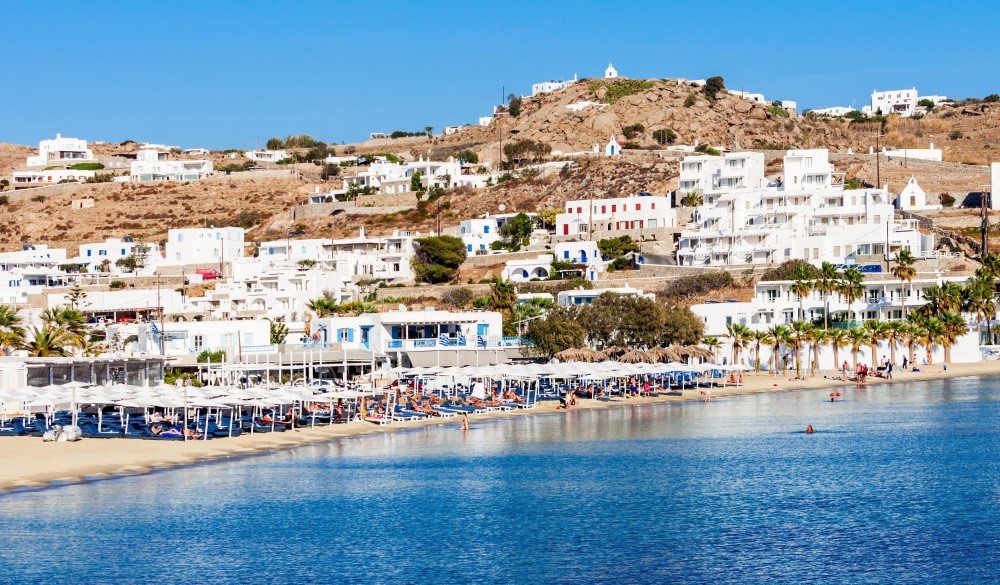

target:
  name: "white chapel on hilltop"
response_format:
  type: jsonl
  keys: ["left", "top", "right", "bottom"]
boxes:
{"left": 605, "top": 63, "right": 618, "bottom": 79}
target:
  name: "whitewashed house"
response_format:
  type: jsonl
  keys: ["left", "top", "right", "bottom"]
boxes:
{"left": 502, "top": 255, "right": 553, "bottom": 282}
{"left": 992, "top": 162, "right": 1000, "bottom": 211}
{"left": 809, "top": 106, "right": 856, "bottom": 117}
{"left": 11, "top": 169, "right": 95, "bottom": 186}
{"left": 76, "top": 238, "right": 162, "bottom": 274}
{"left": 555, "top": 194, "right": 676, "bottom": 238}
{"left": 130, "top": 150, "right": 212, "bottom": 182}
{"left": 26, "top": 134, "right": 96, "bottom": 167}
{"left": 677, "top": 149, "right": 934, "bottom": 267}
{"left": 604, "top": 136, "right": 623, "bottom": 156}
{"left": 459, "top": 217, "right": 501, "bottom": 254}
{"left": 165, "top": 227, "right": 244, "bottom": 265}
{"left": 882, "top": 143, "right": 942, "bottom": 163}
{"left": 557, "top": 285, "right": 654, "bottom": 307}
{"left": 532, "top": 75, "right": 577, "bottom": 96}
{"left": 188, "top": 266, "right": 352, "bottom": 322}
{"left": 245, "top": 150, "right": 288, "bottom": 163}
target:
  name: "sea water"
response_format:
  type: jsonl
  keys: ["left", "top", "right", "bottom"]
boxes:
{"left": 2, "top": 377, "right": 999, "bottom": 584}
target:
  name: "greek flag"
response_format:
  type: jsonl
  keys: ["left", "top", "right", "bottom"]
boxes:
{"left": 150, "top": 321, "right": 160, "bottom": 334}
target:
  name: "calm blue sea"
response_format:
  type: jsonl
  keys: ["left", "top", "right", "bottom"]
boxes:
{"left": 2, "top": 377, "right": 1000, "bottom": 584}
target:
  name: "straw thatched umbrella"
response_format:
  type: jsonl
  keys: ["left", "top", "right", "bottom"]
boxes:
{"left": 555, "top": 348, "right": 605, "bottom": 363}
{"left": 601, "top": 346, "right": 627, "bottom": 359}
{"left": 554, "top": 348, "right": 584, "bottom": 362}
{"left": 645, "top": 347, "right": 670, "bottom": 362}
{"left": 619, "top": 349, "right": 653, "bottom": 363}
{"left": 578, "top": 348, "right": 606, "bottom": 362}
{"left": 684, "top": 345, "right": 714, "bottom": 361}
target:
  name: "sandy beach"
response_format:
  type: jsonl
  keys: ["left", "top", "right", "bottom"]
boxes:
{"left": 3, "top": 360, "right": 998, "bottom": 493}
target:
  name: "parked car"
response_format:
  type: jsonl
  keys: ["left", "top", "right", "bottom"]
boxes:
{"left": 195, "top": 268, "right": 222, "bottom": 280}
{"left": 860, "top": 264, "right": 883, "bottom": 273}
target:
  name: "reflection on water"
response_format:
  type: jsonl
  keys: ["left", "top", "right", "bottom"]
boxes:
{"left": 2, "top": 377, "right": 1000, "bottom": 584}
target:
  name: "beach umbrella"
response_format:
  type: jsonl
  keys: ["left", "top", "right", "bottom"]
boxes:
{"left": 601, "top": 346, "right": 627, "bottom": 359}
{"left": 619, "top": 350, "right": 653, "bottom": 364}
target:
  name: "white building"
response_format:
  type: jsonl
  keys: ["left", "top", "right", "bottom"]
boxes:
{"left": 314, "top": 309, "right": 516, "bottom": 367}
{"left": 677, "top": 149, "right": 934, "bottom": 266}
{"left": 604, "top": 136, "right": 623, "bottom": 156}
{"left": 189, "top": 266, "right": 352, "bottom": 322}
{"left": 26, "top": 134, "right": 96, "bottom": 167}
{"left": 556, "top": 194, "right": 676, "bottom": 238}
{"left": 865, "top": 88, "right": 918, "bottom": 117}
{"left": 557, "top": 285, "right": 654, "bottom": 307}
{"left": 502, "top": 255, "right": 553, "bottom": 282}
{"left": 165, "top": 227, "right": 244, "bottom": 265}
{"left": 112, "top": 319, "right": 270, "bottom": 362}
{"left": 244, "top": 150, "right": 288, "bottom": 163}
{"left": 809, "top": 106, "right": 856, "bottom": 117}
{"left": 76, "top": 238, "right": 162, "bottom": 274}
{"left": 894, "top": 177, "right": 940, "bottom": 212}
{"left": 992, "top": 162, "right": 1000, "bottom": 211}
{"left": 459, "top": 217, "right": 500, "bottom": 254}
{"left": 11, "top": 169, "right": 95, "bottom": 186}
{"left": 130, "top": 150, "right": 212, "bottom": 182}
{"left": 184, "top": 148, "right": 210, "bottom": 156}
{"left": 677, "top": 151, "right": 768, "bottom": 193}
{"left": 690, "top": 275, "right": 982, "bottom": 369}
{"left": 729, "top": 90, "right": 766, "bottom": 104}
{"left": 604, "top": 63, "right": 618, "bottom": 79}
{"left": 532, "top": 75, "right": 577, "bottom": 96}
{"left": 882, "top": 143, "right": 942, "bottom": 163}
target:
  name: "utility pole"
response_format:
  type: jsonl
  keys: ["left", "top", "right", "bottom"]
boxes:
{"left": 874, "top": 130, "right": 885, "bottom": 188}
{"left": 982, "top": 182, "right": 990, "bottom": 258}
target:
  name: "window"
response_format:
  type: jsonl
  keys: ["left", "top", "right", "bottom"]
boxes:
{"left": 576, "top": 207, "right": 582, "bottom": 214}
{"left": 483, "top": 225, "right": 490, "bottom": 234}
{"left": 86, "top": 250, "right": 91, "bottom": 257}
{"left": 601, "top": 205, "right": 606, "bottom": 214}
{"left": 636, "top": 204, "right": 641, "bottom": 211}
{"left": 193, "top": 335, "right": 203, "bottom": 351}
{"left": 651, "top": 202, "right": 656, "bottom": 210}
{"left": 834, "top": 246, "right": 841, "bottom": 257}
{"left": 611, "top": 205, "right": 616, "bottom": 212}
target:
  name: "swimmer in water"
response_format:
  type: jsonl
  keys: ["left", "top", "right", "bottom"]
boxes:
{"left": 806, "top": 425, "right": 815, "bottom": 433}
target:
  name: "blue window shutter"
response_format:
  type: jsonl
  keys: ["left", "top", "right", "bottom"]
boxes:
{"left": 391, "top": 326, "right": 399, "bottom": 339}
{"left": 86, "top": 250, "right": 91, "bottom": 257}
{"left": 336, "top": 329, "right": 343, "bottom": 343}
{"left": 478, "top": 324, "right": 488, "bottom": 336}
{"left": 484, "top": 225, "right": 490, "bottom": 234}
{"left": 564, "top": 251, "right": 569, "bottom": 259}
{"left": 348, "top": 329, "right": 355, "bottom": 342}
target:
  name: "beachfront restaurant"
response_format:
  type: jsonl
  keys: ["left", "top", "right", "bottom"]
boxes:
{"left": 0, "top": 356, "right": 167, "bottom": 391}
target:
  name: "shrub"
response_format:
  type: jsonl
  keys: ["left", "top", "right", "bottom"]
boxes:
{"left": 766, "top": 105, "right": 789, "bottom": 118}
{"left": 85, "top": 173, "right": 114, "bottom": 184}
{"left": 453, "top": 149, "right": 478, "bottom": 164}
{"left": 703, "top": 76, "right": 725, "bottom": 102}
{"left": 622, "top": 123, "right": 645, "bottom": 139}
{"left": 412, "top": 235, "right": 467, "bottom": 283}
{"left": 684, "top": 93, "right": 697, "bottom": 107}
{"left": 844, "top": 177, "right": 862, "bottom": 190}
{"left": 985, "top": 94, "right": 1000, "bottom": 103}
{"left": 760, "top": 259, "right": 818, "bottom": 282}
{"left": 31, "top": 195, "right": 46, "bottom": 203}
{"left": 109, "top": 280, "right": 126, "bottom": 289}
{"left": 234, "top": 209, "right": 261, "bottom": 228}
{"left": 196, "top": 349, "right": 226, "bottom": 363}
{"left": 507, "top": 94, "right": 522, "bottom": 117}
{"left": 503, "top": 140, "right": 551, "bottom": 166}
{"left": 652, "top": 128, "right": 677, "bottom": 145}
{"left": 589, "top": 79, "right": 656, "bottom": 104}
{"left": 68, "top": 162, "right": 105, "bottom": 170}
{"left": 694, "top": 144, "right": 721, "bottom": 156}
{"left": 949, "top": 130, "right": 963, "bottom": 140}
{"left": 940, "top": 192, "right": 956, "bottom": 207}
{"left": 662, "top": 271, "right": 733, "bottom": 299}
{"left": 0, "top": 195, "right": 7, "bottom": 205}
{"left": 442, "top": 287, "right": 475, "bottom": 308}
{"left": 622, "top": 141, "right": 641, "bottom": 149}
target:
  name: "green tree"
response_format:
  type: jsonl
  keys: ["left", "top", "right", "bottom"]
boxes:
{"left": 412, "top": 236, "right": 467, "bottom": 283}
{"left": 597, "top": 236, "right": 640, "bottom": 261}
{"left": 507, "top": 93, "right": 522, "bottom": 117}
{"left": 0, "top": 304, "right": 25, "bottom": 355}
{"left": 704, "top": 76, "right": 726, "bottom": 101}
{"left": 269, "top": 320, "right": 289, "bottom": 345}
{"left": 938, "top": 311, "right": 968, "bottom": 364}
{"left": 839, "top": 267, "right": 865, "bottom": 327}
{"left": 522, "top": 307, "right": 585, "bottom": 359}
{"left": 816, "top": 261, "right": 840, "bottom": 329}
{"left": 847, "top": 327, "right": 867, "bottom": 371}
{"left": 790, "top": 278, "right": 813, "bottom": 322}
{"left": 41, "top": 305, "right": 87, "bottom": 351}
{"left": 410, "top": 171, "right": 424, "bottom": 193}
{"left": 424, "top": 126, "right": 434, "bottom": 137}
{"left": 725, "top": 323, "right": 751, "bottom": 367}
{"left": 487, "top": 279, "right": 518, "bottom": 335}
{"left": 863, "top": 320, "right": 889, "bottom": 368}
{"left": 266, "top": 137, "right": 285, "bottom": 150}
{"left": 827, "top": 328, "right": 849, "bottom": 372}
{"left": 454, "top": 149, "right": 479, "bottom": 164}
{"left": 20, "top": 325, "right": 73, "bottom": 357}
{"left": 537, "top": 208, "right": 559, "bottom": 230}
{"left": 498, "top": 213, "right": 533, "bottom": 251}
{"left": 680, "top": 191, "right": 704, "bottom": 208}
{"left": 652, "top": 128, "right": 677, "bottom": 145}
{"left": 196, "top": 349, "right": 226, "bottom": 363}
{"left": 788, "top": 321, "right": 812, "bottom": 378}
{"left": 703, "top": 336, "right": 721, "bottom": 363}
{"left": 891, "top": 250, "right": 917, "bottom": 317}
{"left": 765, "top": 325, "right": 791, "bottom": 374}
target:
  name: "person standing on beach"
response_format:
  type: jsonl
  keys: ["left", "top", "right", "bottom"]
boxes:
{"left": 886, "top": 361, "right": 893, "bottom": 380}
{"left": 902, "top": 356, "right": 908, "bottom": 370}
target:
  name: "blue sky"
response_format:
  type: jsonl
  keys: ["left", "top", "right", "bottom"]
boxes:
{"left": 4, "top": 0, "right": 997, "bottom": 149}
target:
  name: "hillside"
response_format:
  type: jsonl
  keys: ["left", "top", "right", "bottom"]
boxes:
{"left": 3, "top": 77, "right": 999, "bottom": 251}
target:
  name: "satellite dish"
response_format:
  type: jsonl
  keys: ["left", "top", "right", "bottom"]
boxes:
{"left": 498, "top": 204, "right": 506, "bottom": 212}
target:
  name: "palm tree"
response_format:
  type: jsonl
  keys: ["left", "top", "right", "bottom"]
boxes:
{"left": 765, "top": 325, "right": 791, "bottom": 375}
{"left": 788, "top": 321, "right": 812, "bottom": 378}
{"left": 918, "top": 317, "right": 945, "bottom": 365}
{"left": 982, "top": 252, "right": 1000, "bottom": 279}
{"left": 900, "top": 321, "right": 921, "bottom": 366}
{"left": 827, "top": 329, "right": 850, "bottom": 372}
{"left": 305, "top": 297, "right": 336, "bottom": 318}
{"left": 939, "top": 282, "right": 965, "bottom": 313}
{"left": 725, "top": 323, "right": 751, "bottom": 366}
{"left": 891, "top": 250, "right": 917, "bottom": 318}
{"left": 0, "top": 304, "right": 25, "bottom": 355}
{"left": 885, "top": 320, "right": 904, "bottom": 366}
{"left": 40, "top": 305, "right": 87, "bottom": 354}
{"left": 847, "top": 327, "right": 868, "bottom": 372}
{"left": 680, "top": 191, "right": 704, "bottom": 208}
{"left": 817, "top": 262, "right": 839, "bottom": 330}
{"left": 703, "top": 336, "right": 722, "bottom": 363}
{"left": 809, "top": 327, "right": 827, "bottom": 375}
{"left": 749, "top": 330, "right": 766, "bottom": 374}
{"left": 863, "top": 320, "right": 889, "bottom": 368}
{"left": 963, "top": 272, "right": 997, "bottom": 345}
{"left": 938, "top": 311, "right": 968, "bottom": 364}
{"left": 839, "top": 267, "right": 866, "bottom": 328}
{"left": 20, "top": 325, "right": 72, "bottom": 357}
{"left": 790, "top": 278, "right": 813, "bottom": 323}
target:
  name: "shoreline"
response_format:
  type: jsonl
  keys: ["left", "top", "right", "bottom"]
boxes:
{"left": 2, "top": 360, "right": 998, "bottom": 494}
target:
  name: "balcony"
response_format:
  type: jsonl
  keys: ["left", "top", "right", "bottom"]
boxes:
{"left": 385, "top": 336, "right": 526, "bottom": 351}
